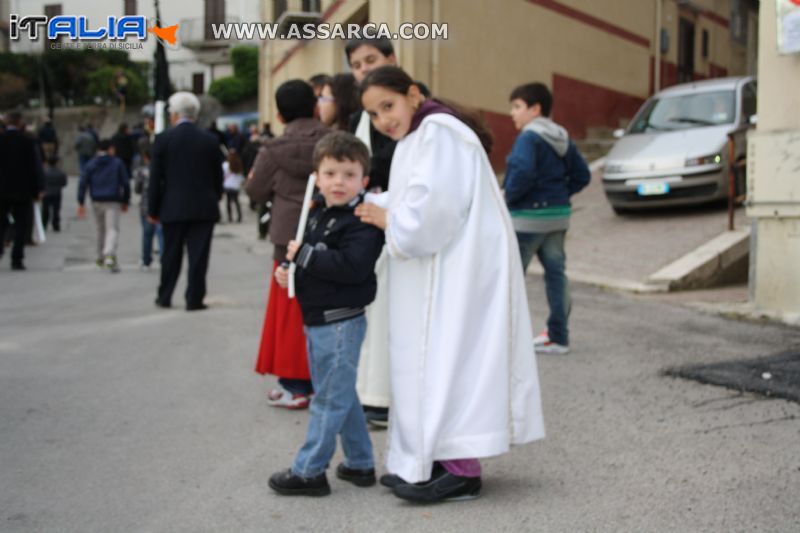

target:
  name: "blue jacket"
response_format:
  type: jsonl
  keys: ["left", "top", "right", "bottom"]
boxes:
{"left": 503, "top": 130, "right": 590, "bottom": 210}
{"left": 78, "top": 154, "right": 130, "bottom": 205}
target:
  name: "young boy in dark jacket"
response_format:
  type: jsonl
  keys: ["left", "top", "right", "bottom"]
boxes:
{"left": 78, "top": 139, "right": 130, "bottom": 272}
{"left": 504, "top": 82, "right": 591, "bottom": 355}
{"left": 269, "top": 131, "right": 384, "bottom": 497}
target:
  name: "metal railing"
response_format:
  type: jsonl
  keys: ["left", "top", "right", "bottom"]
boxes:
{"left": 726, "top": 123, "right": 754, "bottom": 231}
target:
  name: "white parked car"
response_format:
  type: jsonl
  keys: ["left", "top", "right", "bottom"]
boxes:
{"left": 602, "top": 76, "right": 756, "bottom": 213}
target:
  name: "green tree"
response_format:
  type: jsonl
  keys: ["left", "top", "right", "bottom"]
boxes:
{"left": 0, "top": 48, "right": 149, "bottom": 108}
{"left": 209, "top": 45, "right": 258, "bottom": 105}
{"left": 86, "top": 65, "right": 148, "bottom": 105}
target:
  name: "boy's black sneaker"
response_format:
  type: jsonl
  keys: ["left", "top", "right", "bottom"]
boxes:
{"left": 268, "top": 468, "right": 330, "bottom": 497}
{"left": 379, "top": 473, "right": 406, "bottom": 488}
{"left": 392, "top": 464, "right": 481, "bottom": 503}
{"left": 335, "top": 463, "right": 376, "bottom": 487}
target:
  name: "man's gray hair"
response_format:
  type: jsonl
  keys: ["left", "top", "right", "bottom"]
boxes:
{"left": 168, "top": 92, "right": 201, "bottom": 120}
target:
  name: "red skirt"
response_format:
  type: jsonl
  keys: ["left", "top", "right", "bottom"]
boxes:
{"left": 254, "top": 261, "right": 310, "bottom": 379}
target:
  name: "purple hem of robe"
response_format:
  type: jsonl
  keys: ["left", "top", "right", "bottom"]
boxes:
{"left": 440, "top": 459, "right": 481, "bottom": 478}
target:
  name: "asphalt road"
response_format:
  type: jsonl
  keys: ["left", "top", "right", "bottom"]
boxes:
{"left": 1, "top": 179, "right": 798, "bottom": 532}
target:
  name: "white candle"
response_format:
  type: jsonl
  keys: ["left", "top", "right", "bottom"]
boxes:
{"left": 288, "top": 173, "right": 316, "bottom": 298}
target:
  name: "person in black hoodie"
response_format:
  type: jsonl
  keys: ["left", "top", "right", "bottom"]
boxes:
{"left": 112, "top": 123, "right": 136, "bottom": 178}
{"left": 268, "top": 131, "right": 384, "bottom": 497}
{"left": 78, "top": 139, "right": 130, "bottom": 272}
{"left": 42, "top": 155, "right": 67, "bottom": 232}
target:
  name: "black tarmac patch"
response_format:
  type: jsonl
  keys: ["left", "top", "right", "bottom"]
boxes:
{"left": 665, "top": 350, "right": 800, "bottom": 404}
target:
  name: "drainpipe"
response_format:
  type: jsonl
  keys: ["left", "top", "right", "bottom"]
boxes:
{"left": 395, "top": 0, "right": 402, "bottom": 64}
{"left": 431, "top": 0, "right": 440, "bottom": 95}
{"left": 654, "top": 0, "right": 662, "bottom": 94}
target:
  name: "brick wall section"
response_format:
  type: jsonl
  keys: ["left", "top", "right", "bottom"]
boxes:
{"left": 551, "top": 74, "right": 645, "bottom": 141}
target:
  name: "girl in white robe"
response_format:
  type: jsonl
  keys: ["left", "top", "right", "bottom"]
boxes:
{"left": 356, "top": 66, "right": 545, "bottom": 503}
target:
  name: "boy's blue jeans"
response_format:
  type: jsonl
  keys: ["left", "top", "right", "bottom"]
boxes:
{"left": 516, "top": 230, "right": 571, "bottom": 346}
{"left": 292, "top": 315, "right": 374, "bottom": 478}
{"left": 140, "top": 214, "right": 164, "bottom": 267}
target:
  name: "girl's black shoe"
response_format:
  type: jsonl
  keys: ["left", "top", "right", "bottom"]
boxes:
{"left": 391, "top": 463, "right": 481, "bottom": 503}
{"left": 379, "top": 473, "right": 406, "bottom": 488}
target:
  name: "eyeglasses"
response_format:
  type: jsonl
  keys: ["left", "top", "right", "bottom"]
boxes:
{"left": 317, "top": 96, "right": 334, "bottom": 103}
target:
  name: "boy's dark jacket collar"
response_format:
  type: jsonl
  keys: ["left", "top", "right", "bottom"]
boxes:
{"left": 409, "top": 99, "right": 456, "bottom": 135}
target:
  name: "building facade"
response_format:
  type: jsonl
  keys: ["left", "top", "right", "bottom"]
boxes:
{"left": 260, "top": 0, "right": 759, "bottom": 168}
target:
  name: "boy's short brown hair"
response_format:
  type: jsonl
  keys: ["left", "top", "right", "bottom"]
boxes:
{"left": 313, "top": 131, "right": 371, "bottom": 176}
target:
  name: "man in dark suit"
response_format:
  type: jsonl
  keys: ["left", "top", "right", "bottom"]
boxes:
{"left": 148, "top": 92, "right": 224, "bottom": 310}
{"left": 0, "top": 112, "right": 44, "bottom": 271}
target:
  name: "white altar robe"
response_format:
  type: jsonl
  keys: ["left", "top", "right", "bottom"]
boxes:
{"left": 354, "top": 111, "right": 392, "bottom": 408}
{"left": 379, "top": 113, "right": 545, "bottom": 483}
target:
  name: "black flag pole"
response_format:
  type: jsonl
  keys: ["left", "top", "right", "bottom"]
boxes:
{"left": 153, "top": 0, "right": 172, "bottom": 133}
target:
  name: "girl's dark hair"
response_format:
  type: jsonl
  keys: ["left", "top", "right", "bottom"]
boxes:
{"left": 309, "top": 73, "right": 331, "bottom": 91}
{"left": 328, "top": 73, "right": 359, "bottom": 131}
{"left": 360, "top": 66, "right": 493, "bottom": 155}
{"left": 227, "top": 151, "right": 243, "bottom": 174}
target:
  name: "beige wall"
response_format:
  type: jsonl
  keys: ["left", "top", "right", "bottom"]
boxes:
{"left": 257, "top": 0, "right": 755, "bottom": 143}
{"left": 259, "top": 0, "right": 366, "bottom": 133}
{"left": 747, "top": 0, "right": 800, "bottom": 315}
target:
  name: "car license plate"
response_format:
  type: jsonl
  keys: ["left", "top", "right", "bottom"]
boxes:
{"left": 637, "top": 182, "right": 670, "bottom": 196}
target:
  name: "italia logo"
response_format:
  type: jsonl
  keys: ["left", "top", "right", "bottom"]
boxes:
{"left": 9, "top": 14, "right": 148, "bottom": 40}
{"left": 9, "top": 14, "right": 181, "bottom": 48}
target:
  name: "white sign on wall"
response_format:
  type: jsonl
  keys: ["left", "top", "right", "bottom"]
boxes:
{"left": 777, "top": 0, "right": 800, "bottom": 54}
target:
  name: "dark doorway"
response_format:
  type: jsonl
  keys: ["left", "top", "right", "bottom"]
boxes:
{"left": 678, "top": 17, "right": 695, "bottom": 83}
{"left": 205, "top": 0, "right": 225, "bottom": 41}
{"left": 192, "top": 73, "right": 205, "bottom": 95}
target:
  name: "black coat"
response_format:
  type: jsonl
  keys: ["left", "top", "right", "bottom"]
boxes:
{"left": 148, "top": 122, "right": 224, "bottom": 223}
{"left": 0, "top": 129, "right": 44, "bottom": 201}
{"left": 112, "top": 132, "right": 135, "bottom": 163}
{"left": 348, "top": 111, "right": 396, "bottom": 193}
{"left": 294, "top": 194, "right": 385, "bottom": 326}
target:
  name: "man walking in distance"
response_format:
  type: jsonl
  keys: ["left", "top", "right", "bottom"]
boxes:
{"left": 148, "top": 92, "right": 224, "bottom": 311}
{"left": 0, "top": 112, "right": 44, "bottom": 271}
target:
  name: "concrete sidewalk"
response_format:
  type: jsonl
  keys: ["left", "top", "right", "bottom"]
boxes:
{"left": 526, "top": 163, "right": 750, "bottom": 293}
{"left": 1, "top": 179, "right": 799, "bottom": 532}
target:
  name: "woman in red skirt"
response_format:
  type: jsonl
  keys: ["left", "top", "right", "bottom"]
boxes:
{"left": 245, "top": 80, "right": 331, "bottom": 408}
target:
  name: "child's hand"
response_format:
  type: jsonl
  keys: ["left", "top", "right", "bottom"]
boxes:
{"left": 274, "top": 265, "right": 289, "bottom": 288}
{"left": 355, "top": 203, "right": 387, "bottom": 230}
{"left": 286, "top": 240, "right": 300, "bottom": 262}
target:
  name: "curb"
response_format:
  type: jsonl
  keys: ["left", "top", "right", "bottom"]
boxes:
{"left": 646, "top": 227, "right": 750, "bottom": 290}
